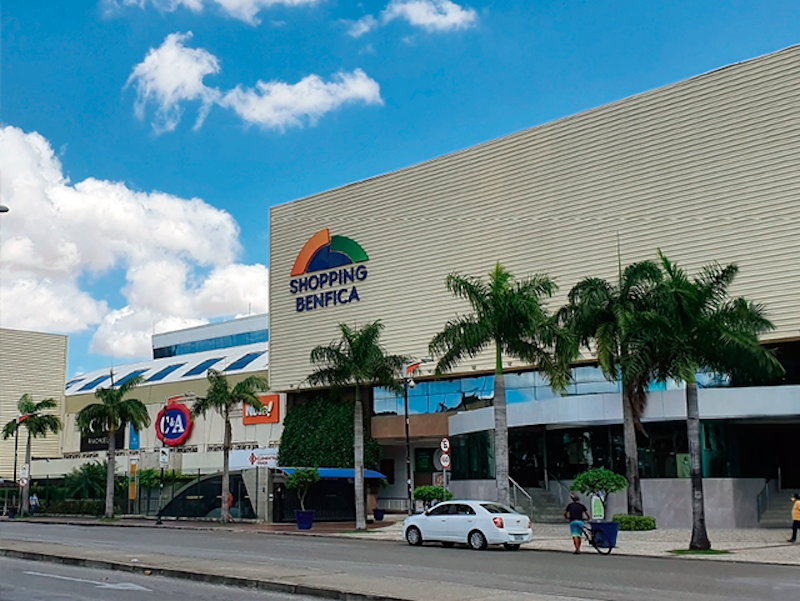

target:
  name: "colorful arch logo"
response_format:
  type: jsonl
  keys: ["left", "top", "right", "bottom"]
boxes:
{"left": 290, "top": 228, "right": 369, "bottom": 276}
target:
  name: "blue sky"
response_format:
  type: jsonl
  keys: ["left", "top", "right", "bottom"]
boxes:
{"left": 2, "top": 0, "right": 800, "bottom": 379}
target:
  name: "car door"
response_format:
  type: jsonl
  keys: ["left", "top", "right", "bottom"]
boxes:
{"left": 422, "top": 503, "right": 451, "bottom": 541}
{"left": 445, "top": 503, "right": 477, "bottom": 542}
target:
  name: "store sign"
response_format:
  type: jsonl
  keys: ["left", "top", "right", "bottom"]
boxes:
{"left": 80, "top": 428, "right": 124, "bottom": 452}
{"left": 243, "top": 393, "right": 280, "bottom": 425}
{"left": 289, "top": 228, "right": 369, "bottom": 313}
{"left": 230, "top": 447, "right": 279, "bottom": 470}
{"left": 156, "top": 397, "right": 193, "bottom": 447}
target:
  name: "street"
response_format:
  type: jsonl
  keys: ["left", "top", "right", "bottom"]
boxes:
{"left": 0, "top": 556, "right": 315, "bottom": 601}
{"left": 1, "top": 522, "right": 799, "bottom": 601}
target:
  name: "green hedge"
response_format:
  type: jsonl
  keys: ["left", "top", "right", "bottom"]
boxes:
{"left": 413, "top": 486, "right": 453, "bottom": 504}
{"left": 612, "top": 514, "right": 657, "bottom": 531}
{"left": 45, "top": 499, "right": 108, "bottom": 516}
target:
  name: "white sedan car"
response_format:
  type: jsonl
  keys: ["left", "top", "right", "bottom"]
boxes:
{"left": 403, "top": 500, "right": 532, "bottom": 550}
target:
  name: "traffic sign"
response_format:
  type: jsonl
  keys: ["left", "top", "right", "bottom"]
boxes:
{"left": 159, "top": 447, "right": 170, "bottom": 468}
{"left": 20, "top": 463, "right": 29, "bottom": 479}
{"left": 440, "top": 437, "right": 450, "bottom": 453}
{"left": 439, "top": 453, "right": 451, "bottom": 469}
{"left": 18, "top": 477, "right": 28, "bottom": 488}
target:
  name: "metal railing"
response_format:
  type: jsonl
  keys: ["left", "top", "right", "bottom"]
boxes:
{"left": 756, "top": 479, "right": 772, "bottom": 522}
{"left": 509, "top": 476, "right": 533, "bottom": 518}
{"left": 545, "top": 471, "right": 573, "bottom": 507}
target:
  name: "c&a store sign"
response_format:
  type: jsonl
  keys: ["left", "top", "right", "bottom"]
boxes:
{"left": 156, "top": 396, "right": 194, "bottom": 447}
{"left": 289, "top": 228, "right": 369, "bottom": 313}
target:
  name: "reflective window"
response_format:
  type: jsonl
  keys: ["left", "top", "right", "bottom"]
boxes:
{"left": 225, "top": 351, "right": 266, "bottom": 371}
{"left": 153, "top": 329, "right": 268, "bottom": 359}
{"left": 183, "top": 358, "right": 223, "bottom": 377}
{"left": 147, "top": 363, "right": 186, "bottom": 382}
{"left": 114, "top": 369, "right": 149, "bottom": 388}
{"left": 78, "top": 375, "right": 111, "bottom": 391}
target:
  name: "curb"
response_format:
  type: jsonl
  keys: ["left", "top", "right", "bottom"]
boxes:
{"left": 0, "top": 547, "right": 409, "bottom": 601}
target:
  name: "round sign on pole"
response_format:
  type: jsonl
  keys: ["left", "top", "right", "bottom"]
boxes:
{"left": 439, "top": 453, "right": 451, "bottom": 469}
{"left": 440, "top": 437, "right": 450, "bottom": 453}
{"left": 18, "top": 477, "right": 28, "bottom": 488}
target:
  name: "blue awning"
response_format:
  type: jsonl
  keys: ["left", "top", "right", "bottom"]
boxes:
{"left": 279, "top": 468, "right": 386, "bottom": 479}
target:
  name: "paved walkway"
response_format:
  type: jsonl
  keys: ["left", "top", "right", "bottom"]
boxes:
{"left": 4, "top": 513, "right": 799, "bottom": 565}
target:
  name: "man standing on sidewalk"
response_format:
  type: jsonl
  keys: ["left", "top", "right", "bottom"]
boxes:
{"left": 788, "top": 493, "right": 800, "bottom": 543}
{"left": 565, "top": 493, "right": 590, "bottom": 554}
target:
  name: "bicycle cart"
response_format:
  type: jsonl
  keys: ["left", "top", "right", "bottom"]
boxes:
{"left": 582, "top": 522, "right": 617, "bottom": 555}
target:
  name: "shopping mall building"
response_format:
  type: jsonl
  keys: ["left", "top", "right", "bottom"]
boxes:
{"left": 268, "top": 46, "right": 800, "bottom": 528}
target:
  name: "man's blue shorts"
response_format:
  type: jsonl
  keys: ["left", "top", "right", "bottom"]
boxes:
{"left": 570, "top": 520, "right": 584, "bottom": 537}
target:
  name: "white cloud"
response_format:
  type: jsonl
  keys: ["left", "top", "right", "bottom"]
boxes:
{"left": 220, "top": 69, "right": 382, "bottom": 129}
{"left": 382, "top": 0, "right": 477, "bottom": 31}
{"left": 126, "top": 32, "right": 221, "bottom": 133}
{"left": 346, "top": 15, "right": 379, "bottom": 38}
{"left": 0, "top": 125, "right": 268, "bottom": 359}
{"left": 128, "top": 33, "right": 382, "bottom": 132}
{"left": 113, "top": 0, "right": 322, "bottom": 24}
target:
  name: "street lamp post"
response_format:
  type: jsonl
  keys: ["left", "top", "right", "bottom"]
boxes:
{"left": 402, "top": 358, "right": 431, "bottom": 515}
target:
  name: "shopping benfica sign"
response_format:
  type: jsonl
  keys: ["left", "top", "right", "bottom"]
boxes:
{"left": 156, "top": 396, "right": 193, "bottom": 447}
{"left": 289, "top": 228, "right": 369, "bottom": 313}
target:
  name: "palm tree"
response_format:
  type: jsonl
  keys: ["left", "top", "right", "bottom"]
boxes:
{"left": 563, "top": 260, "right": 663, "bottom": 516}
{"left": 191, "top": 369, "right": 268, "bottom": 523}
{"left": 76, "top": 375, "right": 150, "bottom": 519}
{"left": 307, "top": 321, "right": 405, "bottom": 530}
{"left": 2, "top": 394, "right": 63, "bottom": 514}
{"left": 650, "top": 251, "right": 784, "bottom": 550}
{"left": 429, "top": 263, "right": 573, "bottom": 506}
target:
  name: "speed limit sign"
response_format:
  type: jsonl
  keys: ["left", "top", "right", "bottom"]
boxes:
{"left": 440, "top": 453, "right": 451, "bottom": 469}
{"left": 440, "top": 437, "right": 450, "bottom": 453}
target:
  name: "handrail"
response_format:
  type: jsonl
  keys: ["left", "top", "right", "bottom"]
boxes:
{"left": 756, "top": 478, "right": 771, "bottom": 522}
{"left": 509, "top": 476, "right": 533, "bottom": 519}
{"left": 545, "top": 471, "right": 573, "bottom": 507}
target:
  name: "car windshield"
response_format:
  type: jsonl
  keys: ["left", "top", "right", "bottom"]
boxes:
{"left": 480, "top": 503, "right": 518, "bottom": 514}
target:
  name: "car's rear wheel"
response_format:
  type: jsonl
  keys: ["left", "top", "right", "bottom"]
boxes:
{"left": 441, "top": 542, "right": 455, "bottom": 548}
{"left": 503, "top": 543, "right": 521, "bottom": 551}
{"left": 406, "top": 526, "right": 423, "bottom": 546}
{"left": 468, "top": 529, "right": 487, "bottom": 550}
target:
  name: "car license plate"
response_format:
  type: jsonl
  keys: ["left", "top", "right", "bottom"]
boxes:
{"left": 510, "top": 534, "right": 525, "bottom": 542}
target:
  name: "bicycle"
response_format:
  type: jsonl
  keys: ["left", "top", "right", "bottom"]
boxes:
{"left": 582, "top": 523, "right": 614, "bottom": 555}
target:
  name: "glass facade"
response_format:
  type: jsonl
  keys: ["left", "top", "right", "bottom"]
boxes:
{"left": 153, "top": 329, "right": 269, "bottom": 359}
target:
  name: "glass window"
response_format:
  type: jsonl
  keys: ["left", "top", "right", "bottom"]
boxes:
{"left": 183, "top": 358, "right": 223, "bottom": 377}
{"left": 427, "top": 504, "right": 451, "bottom": 516}
{"left": 114, "top": 369, "right": 149, "bottom": 388}
{"left": 451, "top": 431, "right": 494, "bottom": 480}
{"left": 147, "top": 363, "right": 186, "bottom": 382}
{"left": 78, "top": 375, "right": 111, "bottom": 391}
{"left": 454, "top": 504, "right": 476, "bottom": 515}
{"left": 225, "top": 351, "right": 266, "bottom": 371}
{"left": 480, "top": 503, "right": 517, "bottom": 514}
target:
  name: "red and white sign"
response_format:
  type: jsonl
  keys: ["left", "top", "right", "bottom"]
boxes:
{"left": 243, "top": 393, "right": 280, "bottom": 425}
{"left": 156, "top": 397, "right": 193, "bottom": 447}
{"left": 439, "top": 453, "right": 451, "bottom": 469}
{"left": 440, "top": 437, "right": 450, "bottom": 453}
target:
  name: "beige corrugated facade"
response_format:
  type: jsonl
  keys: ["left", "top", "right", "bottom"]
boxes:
{"left": 0, "top": 328, "right": 67, "bottom": 479}
{"left": 269, "top": 45, "right": 800, "bottom": 392}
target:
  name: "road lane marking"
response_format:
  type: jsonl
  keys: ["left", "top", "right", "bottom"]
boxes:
{"left": 23, "top": 570, "right": 151, "bottom": 591}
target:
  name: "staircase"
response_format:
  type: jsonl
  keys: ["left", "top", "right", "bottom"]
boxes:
{"left": 759, "top": 491, "right": 796, "bottom": 529}
{"left": 525, "top": 487, "right": 567, "bottom": 524}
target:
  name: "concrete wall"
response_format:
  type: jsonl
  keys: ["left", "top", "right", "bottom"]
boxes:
{"left": 270, "top": 46, "right": 800, "bottom": 393}
{"left": 449, "top": 477, "right": 765, "bottom": 529}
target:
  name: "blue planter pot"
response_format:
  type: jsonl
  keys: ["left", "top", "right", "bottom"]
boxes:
{"left": 373, "top": 509, "right": 385, "bottom": 522}
{"left": 294, "top": 509, "right": 315, "bottom": 530}
{"left": 590, "top": 521, "right": 619, "bottom": 548}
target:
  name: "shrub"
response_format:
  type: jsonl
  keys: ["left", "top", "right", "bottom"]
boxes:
{"left": 613, "top": 514, "right": 657, "bottom": 531}
{"left": 45, "top": 499, "right": 107, "bottom": 516}
{"left": 413, "top": 485, "right": 453, "bottom": 506}
{"left": 285, "top": 468, "right": 320, "bottom": 511}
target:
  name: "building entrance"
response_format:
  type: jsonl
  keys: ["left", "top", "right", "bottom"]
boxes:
{"left": 509, "top": 427, "right": 545, "bottom": 488}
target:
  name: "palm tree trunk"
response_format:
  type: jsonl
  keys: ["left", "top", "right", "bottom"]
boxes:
{"left": 221, "top": 413, "right": 231, "bottom": 524}
{"left": 21, "top": 430, "right": 31, "bottom": 514}
{"left": 622, "top": 389, "right": 643, "bottom": 515}
{"left": 105, "top": 428, "right": 116, "bottom": 519}
{"left": 354, "top": 384, "right": 366, "bottom": 530}
{"left": 494, "top": 344, "right": 510, "bottom": 506}
{"left": 686, "top": 380, "right": 711, "bottom": 550}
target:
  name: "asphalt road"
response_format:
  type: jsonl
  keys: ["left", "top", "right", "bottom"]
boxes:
{"left": 2, "top": 522, "right": 799, "bottom": 601}
{"left": 0, "top": 556, "right": 314, "bottom": 601}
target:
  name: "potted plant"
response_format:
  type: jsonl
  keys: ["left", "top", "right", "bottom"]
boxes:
{"left": 285, "top": 468, "right": 320, "bottom": 530}
{"left": 570, "top": 468, "right": 628, "bottom": 549}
